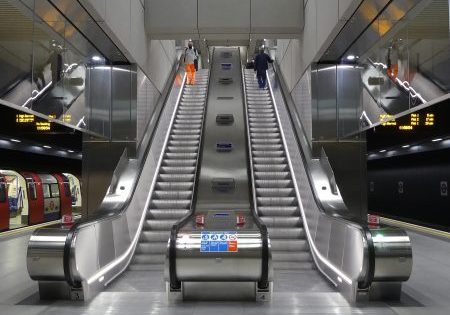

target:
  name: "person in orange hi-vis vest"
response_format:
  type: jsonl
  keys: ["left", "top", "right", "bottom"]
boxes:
{"left": 184, "top": 41, "right": 198, "bottom": 85}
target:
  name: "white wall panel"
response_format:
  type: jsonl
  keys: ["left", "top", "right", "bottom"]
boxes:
{"left": 290, "top": 39, "right": 304, "bottom": 90}
{"left": 301, "top": 0, "right": 317, "bottom": 68}
{"left": 198, "top": 0, "right": 250, "bottom": 33}
{"left": 82, "top": 0, "right": 106, "bottom": 21}
{"left": 251, "top": 0, "right": 304, "bottom": 34}
{"left": 316, "top": 0, "right": 339, "bottom": 52}
{"left": 130, "top": 0, "right": 147, "bottom": 68}
{"left": 146, "top": 0, "right": 197, "bottom": 36}
{"left": 276, "top": 39, "right": 290, "bottom": 63}
{"left": 146, "top": 40, "right": 172, "bottom": 92}
{"left": 105, "top": 0, "right": 131, "bottom": 50}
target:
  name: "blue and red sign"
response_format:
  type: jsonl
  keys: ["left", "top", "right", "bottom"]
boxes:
{"left": 200, "top": 231, "right": 238, "bottom": 252}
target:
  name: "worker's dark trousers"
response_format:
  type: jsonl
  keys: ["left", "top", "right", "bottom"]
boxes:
{"left": 256, "top": 71, "right": 267, "bottom": 89}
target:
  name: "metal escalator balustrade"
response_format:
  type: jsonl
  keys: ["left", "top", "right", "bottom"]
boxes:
{"left": 131, "top": 70, "right": 210, "bottom": 271}
{"left": 263, "top": 65, "right": 413, "bottom": 302}
{"left": 26, "top": 63, "right": 203, "bottom": 301}
{"left": 243, "top": 70, "right": 313, "bottom": 271}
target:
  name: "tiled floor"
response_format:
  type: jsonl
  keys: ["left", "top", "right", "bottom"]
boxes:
{"left": 1, "top": 231, "right": 449, "bottom": 315}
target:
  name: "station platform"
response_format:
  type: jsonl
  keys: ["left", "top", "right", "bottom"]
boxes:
{"left": 1, "top": 230, "right": 449, "bottom": 315}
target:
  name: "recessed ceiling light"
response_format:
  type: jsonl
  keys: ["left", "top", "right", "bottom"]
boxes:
{"left": 10, "top": 139, "right": 21, "bottom": 143}
{"left": 346, "top": 55, "right": 356, "bottom": 61}
{"left": 68, "top": 150, "right": 74, "bottom": 153}
{"left": 432, "top": 138, "right": 443, "bottom": 142}
{"left": 379, "top": 149, "right": 386, "bottom": 153}
{"left": 43, "top": 145, "right": 51, "bottom": 149}
{"left": 402, "top": 145, "right": 410, "bottom": 148}
{"left": 92, "top": 55, "right": 102, "bottom": 61}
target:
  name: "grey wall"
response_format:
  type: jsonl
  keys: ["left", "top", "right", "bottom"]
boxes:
{"left": 276, "top": 0, "right": 362, "bottom": 91}
{"left": 79, "top": 0, "right": 177, "bottom": 93}
{"left": 77, "top": 0, "right": 179, "bottom": 213}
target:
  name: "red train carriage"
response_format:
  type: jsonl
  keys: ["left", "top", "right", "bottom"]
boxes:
{"left": 20, "top": 172, "right": 73, "bottom": 224}
{"left": 0, "top": 175, "right": 9, "bottom": 231}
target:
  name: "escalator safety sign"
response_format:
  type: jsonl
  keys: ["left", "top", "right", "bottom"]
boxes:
{"left": 200, "top": 231, "right": 238, "bottom": 253}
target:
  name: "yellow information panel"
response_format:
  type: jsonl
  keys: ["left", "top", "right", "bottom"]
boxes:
{"left": 380, "top": 113, "right": 434, "bottom": 131}
{"left": 36, "top": 122, "right": 51, "bottom": 131}
{"left": 16, "top": 114, "right": 35, "bottom": 123}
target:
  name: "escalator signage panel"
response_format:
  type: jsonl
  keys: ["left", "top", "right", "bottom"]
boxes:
{"left": 200, "top": 231, "right": 238, "bottom": 253}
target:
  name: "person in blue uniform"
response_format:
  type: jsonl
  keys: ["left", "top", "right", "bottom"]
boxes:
{"left": 254, "top": 47, "right": 274, "bottom": 89}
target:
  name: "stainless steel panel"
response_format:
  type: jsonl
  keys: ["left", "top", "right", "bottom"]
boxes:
{"left": 111, "top": 65, "right": 137, "bottom": 142}
{"left": 370, "top": 227, "right": 412, "bottom": 281}
{"left": 312, "top": 64, "right": 337, "bottom": 142}
{"left": 337, "top": 65, "right": 361, "bottom": 137}
{"left": 27, "top": 227, "right": 68, "bottom": 281}
{"left": 195, "top": 47, "right": 250, "bottom": 211}
{"left": 86, "top": 66, "right": 112, "bottom": 138}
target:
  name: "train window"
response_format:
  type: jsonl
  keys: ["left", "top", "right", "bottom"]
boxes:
{"left": 0, "top": 183, "right": 6, "bottom": 203}
{"left": 43, "top": 184, "right": 51, "bottom": 198}
{"left": 26, "top": 179, "right": 37, "bottom": 200}
{"left": 63, "top": 182, "right": 71, "bottom": 197}
{"left": 50, "top": 184, "right": 60, "bottom": 197}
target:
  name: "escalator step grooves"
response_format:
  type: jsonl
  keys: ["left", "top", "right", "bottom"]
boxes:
{"left": 244, "top": 70, "right": 313, "bottom": 270}
{"left": 131, "top": 71, "right": 210, "bottom": 271}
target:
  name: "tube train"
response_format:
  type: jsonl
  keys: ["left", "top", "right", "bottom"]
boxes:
{"left": 0, "top": 171, "right": 81, "bottom": 231}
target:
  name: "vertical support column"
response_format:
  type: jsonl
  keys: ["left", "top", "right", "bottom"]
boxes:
{"left": 311, "top": 63, "right": 368, "bottom": 219}
{"left": 82, "top": 64, "right": 138, "bottom": 216}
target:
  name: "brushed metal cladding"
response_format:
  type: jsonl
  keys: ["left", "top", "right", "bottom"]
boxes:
{"left": 370, "top": 227, "right": 412, "bottom": 282}
{"left": 195, "top": 47, "right": 251, "bottom": 211}
{"left": 168, "top": 48, "right": 272, "bottom": 295}
{"left": 27, "top": 228, "right": 68, "bottom": 281}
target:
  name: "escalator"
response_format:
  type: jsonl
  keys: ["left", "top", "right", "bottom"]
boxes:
{"left": 131, "top": 71, "right": 209, "bottom": 271}
{"left": 26, "top": 47, "right": 414, "bottom": 304}
{"left": 243, "top": 70, "right": 313, "bottom": 270}
{"left": 26, "top": 63, "right": 210, "bottom": 300}
{"left": 243, "top": 66, "right": 414, "bottom": 302}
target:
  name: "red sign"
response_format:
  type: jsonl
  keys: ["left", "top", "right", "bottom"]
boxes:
{"left": 367, "top": 214, "right": 380, "bottom": 225}
{"left": 228, "top": 240, "right": 238, "bottom": 252}
{"left": 236, "top": 214, "right": 246, "bottom": 226}
{"left": 62, "top": 214, "right": 74, "bottom": 225}
{"left": 195, "top": 214, "right": 205, "bottom": 226}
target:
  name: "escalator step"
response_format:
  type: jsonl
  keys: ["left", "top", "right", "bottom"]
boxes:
{"left": 152, "top": 190, "right": 192, "bottom": 200}
{"left": 256, "top": 188, "right": 294, "bottom": 197}
{"left": 260, "top": 216, "right": 302, "bottom": 228}
{"left": 255, "top": 179, "right": 292, "bottom": 188}
{"left": 268, "top": 227, "right": 306, "bottom": 239}
{"left": 258, "top": 206, "right": 299, "bottom": 216}
{"left": 257, "top": 197, "right": 296, "bottom": 206}
{"left": 147, "top": 209, "right": 190, "bottom": 220}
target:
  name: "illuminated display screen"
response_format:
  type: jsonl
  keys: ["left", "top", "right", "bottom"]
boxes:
{"left": 35, "top": 122, "right": 51, "bottom": 131}
{"left": 16, "top": 114, "right": 35, "bottom": 124}
{"left": 379, "top": 113, "right": 435, "bottom": 131}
